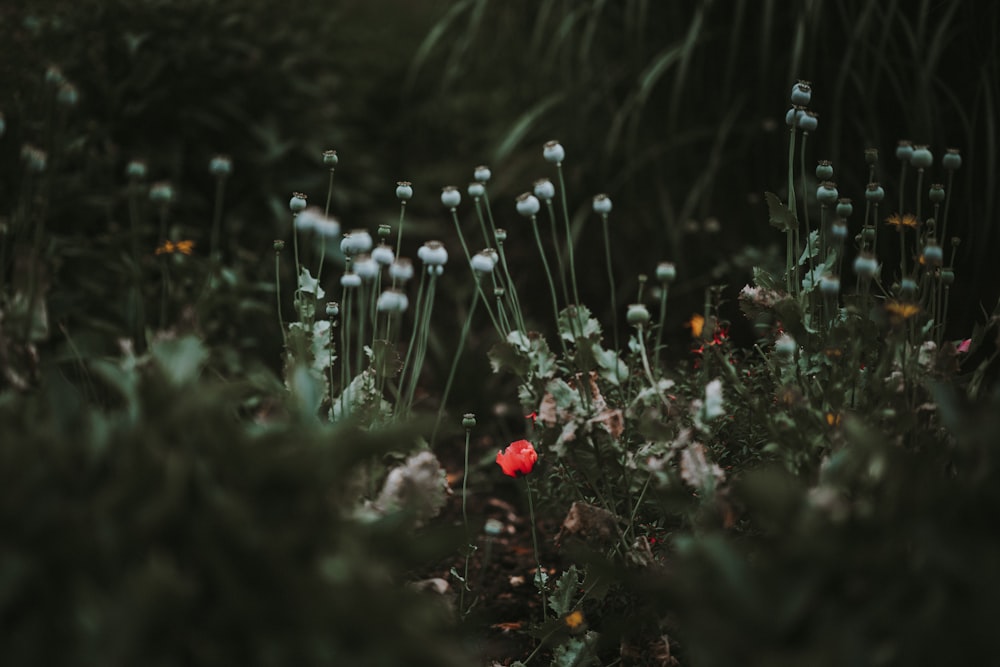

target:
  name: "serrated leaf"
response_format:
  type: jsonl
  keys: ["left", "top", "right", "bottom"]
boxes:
{"left": 548, "top": 565, "right": 581, "bottom": 616}
{"left": 559, "top": 305, "right": 602, "bottom": 343}
{"left": 552, "top": 633, "right": 599, "bottom": 666}
{"left": 151, "top": 335, "right": 208, "bottom": 385}
{"left": 765, "top": 192, "right": 797, "bottom": 232}
{"left": 488, "top": 340, "right": 529, "bottom": 377}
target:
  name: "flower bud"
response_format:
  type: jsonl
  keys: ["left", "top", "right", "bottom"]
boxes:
{"left": 395, "top": 181, "right": 413, "bottom": 200}
{"left": 474, "top": 165, "right": 491, "bottom": 182}
{"left": 592, "top": 193, "right": 613, "bottom": 215}
{"left": 516, "top": 192, "right": 541, "bottom": 217}
{"left": 543, "top": 140, "right": 565, "bottom": 164}
{"left": 440, "top": 186, "right": 461, "bottom": 209}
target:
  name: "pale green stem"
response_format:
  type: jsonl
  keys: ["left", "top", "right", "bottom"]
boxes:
{"left": 556, "top": 163, "right": 581, "bottom": 305}
{"left": 433, "top": 286, "right": 479, "bottom": 446}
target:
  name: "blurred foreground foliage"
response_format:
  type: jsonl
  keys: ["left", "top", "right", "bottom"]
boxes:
{"left": 0, "top": 336, "right": 469, "bottom": 666}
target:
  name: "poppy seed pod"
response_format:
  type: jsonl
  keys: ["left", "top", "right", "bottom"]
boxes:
{"left": 592, "top": 193, "right": 613, "bottom": 215}
{"left": 470, "top": 251, "right": 495, "bottom": 273}
{"left": 322, "top": 149, "right": 338, "bottom": 166}
{"left": 516, "top": 193, "right": 541, "bottom": 217}
{"left": 895, "top": 140, "right": 914, "bottom": 161}
{"left": 468, "top": 182, "right": 485, "bottom": 198}
{"left": 790, "top": 80, "right": 812, "bottom": 105}
{"left": 372, "top": 244, "right": 395, "bottom": 266}
{"left": 125, "top": 160, "right": 148, "bottom": 181}
{"left": 626, "top": 303, "right": 650, "bottom": 326}
{"left": 533, "top": 178, "right": 555, "bottom": 201}
{"left": 543, "top": 140, "right": 565, "bottom": 164}
{"left": 389, "top": 258, "right": 414, "bottom": 283}
{"left": 797, "top": 110, "right": 818, "bottom": 132}
{"left": 377, "top": 289, "right": 409, "bottom": 313}
{"left": 655, "top": 261, "right": 677, "bottom": 284}
{"left": 816, "top": 181, "right": 839, "bottom": 205}
{"left": 340, "top": 272, "right": 361, "bottom": 288}
{"left": 864, "top": 148, "right": 879, "bottom": 165}
{"left": 816, "top": 160, "right": 834, "bottom": 181}
{"left": 353, "top": 255, "right": 379, "bottom": 280}
{"left": 150, "top": 181, "right": 175, "bottom": 204}
{"left": 440, "top": 186, "right": 461, "bottom": 209}
{"left": 836, "top": 198, "right": 853, "bottom": 218}
{"left": 418, "top": 240, "right": 448, "bottom": 266}
{"left": 865, "top": 182, "right": 885, "bottom": 202}
{"left": 395, "top": 181, "right": 413, "bottom": 201}
{"left": 910, "top": 145, "right": 933, "bottom": 169}
{"left": 819, "top": 274, "right": 840, "bottom": 295}
{"left": 942, "top": 148, "right": 962, "bottom": 171}
{"left": 474, "top": 165, "right": 492, "bottom": 182}
{"left": 853, "top": 253, "right": 879, "bottom": 279}
{"left": 289, "top": 192, "right": 308, "bottom": 212}
{"left": 929, "top": 183, "right": 945, "bottom": 203}
{"left": 209, "top": 155, "right": 232, "bottom": 177}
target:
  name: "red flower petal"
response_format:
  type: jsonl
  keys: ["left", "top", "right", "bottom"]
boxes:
{"left": 496, "top": 439, "right": 538, "bottom": 477}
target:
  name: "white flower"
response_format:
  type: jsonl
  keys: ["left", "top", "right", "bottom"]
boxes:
{"left": 702, "top": 379, "right": 724, "bottom": 421}
{"left": 679, "top": 443, "right": 724, "bottom": 493}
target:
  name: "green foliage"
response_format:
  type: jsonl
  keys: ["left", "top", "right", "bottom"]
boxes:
{"left": 0, "top": 345, "right": 469, "bottom": 666}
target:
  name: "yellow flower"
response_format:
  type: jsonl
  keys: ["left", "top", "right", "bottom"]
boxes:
{"left": 155, "top": 240, "right": 195, "bottom": 256}
{"left": 825, "top": 412, "right": 842, "bottom": 426}
{"left": 564, "top": 610, "right": 585, "bottom": 630}
{"left": 885, "top": 300, "right": 920, "bottom": 321}
{"left": 687, "top": 313, "right": 705, "bottom": 338}
{"left": 885, "top": 213, "right": 919, "bottom": 230}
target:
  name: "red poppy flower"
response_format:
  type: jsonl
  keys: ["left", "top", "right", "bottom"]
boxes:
{"left": 496, "top": 440, "right": 538, "bottom": 477}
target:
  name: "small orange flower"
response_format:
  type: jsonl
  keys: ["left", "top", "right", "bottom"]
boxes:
{"left": 687, "top": 313, "right": 705, "bottom": 338}
{"left": 885, "top": 300, "right": 921, "bottom": 321}
{"left": 155, "top": 239, "right": 195, "bottom": 255}
{"left": 564, "top": 610, "right": 585, "bottom": 630}
{"left": 496, "top": 440, "right": 538, "bottom": 477}
{"left": 825, "top": 412, "right": 842, "bottom": 426}
{"left": 885, "top": 213, "right": 919, "bottom": 230}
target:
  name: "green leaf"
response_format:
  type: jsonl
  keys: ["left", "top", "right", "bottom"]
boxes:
{"left": 559, "top": 305, "right": 602, "bottom": 343}
{"left": 765, "top": 192, "right": 797, "bottom": 232}
{"left": 548, "top": 565, "right": 581, "bottom": 616}
{"left": 488, "top": 340, "right": 529, "bottom": 377}
{"left": 151, "top": 335, "right": 208, "bottom": 385}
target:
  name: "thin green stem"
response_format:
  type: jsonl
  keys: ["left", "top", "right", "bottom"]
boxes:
{"left": 556, "top": 163, "right": 581, "bottom": 305}
{"left": 433, "top": 286, "right": 479, "bottom": 446}
{"left": 525, "top": 477, "right": 548, "bottom": 620}
{"left": 545, "top": 200, "right": 570, "bottom": 306}
{"left": 275, "top": 249, "right": 288, "bottom": 349}
{"left": 601, "top": 214, "right": 621, "bottom": 359}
